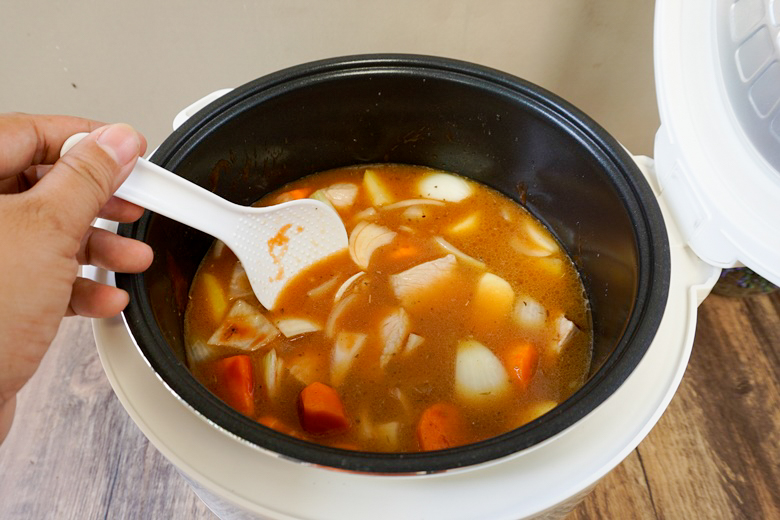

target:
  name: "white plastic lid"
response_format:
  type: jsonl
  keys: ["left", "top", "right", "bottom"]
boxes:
{"left": 654, "top": 0, "right": 780, "bottom": 285}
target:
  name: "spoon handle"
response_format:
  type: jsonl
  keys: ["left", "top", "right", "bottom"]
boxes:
{"left": 61, "top": 133, "right": 237, "bottom": 242}
{"left": 114, "top": 156, "right": 237, "bottom": 241}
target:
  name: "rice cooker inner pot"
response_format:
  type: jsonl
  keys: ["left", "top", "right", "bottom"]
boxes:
{"left": 117, "top": 55, "right": 670, "bottom": 474}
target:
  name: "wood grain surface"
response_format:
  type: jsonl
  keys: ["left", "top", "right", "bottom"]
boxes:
{"left": 0, "top": 291, "right": 778, "bottom": 519}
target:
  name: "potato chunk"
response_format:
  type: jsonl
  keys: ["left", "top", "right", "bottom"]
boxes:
{"left": 473, "top": 272, "right": 515, "bottom": 320}
{"left": 550, "top": 314, "right": 579, "bottom": 355}
{"left": 363, "top": 169, "right": 394, "bottom": 206}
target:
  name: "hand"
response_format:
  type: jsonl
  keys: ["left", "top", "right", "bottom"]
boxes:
{"left": 0, "top": 113, "right": 153, "bottom": 442}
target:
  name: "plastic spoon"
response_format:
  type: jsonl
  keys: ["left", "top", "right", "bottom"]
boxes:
{"left": 61, "top": 133, "right": 348, "bottom": 310}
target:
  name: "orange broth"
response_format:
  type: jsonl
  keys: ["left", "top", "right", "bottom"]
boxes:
{"left": 183, "top": 164, "right": 592, "bottom": 452}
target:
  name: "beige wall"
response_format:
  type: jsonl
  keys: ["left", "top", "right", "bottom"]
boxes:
{"left": 0, "top": 0, "right": 658, "bottom": 156}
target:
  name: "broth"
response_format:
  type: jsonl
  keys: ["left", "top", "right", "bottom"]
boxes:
{"left": 183, "top": 164, "right": 592, "bottom": 452}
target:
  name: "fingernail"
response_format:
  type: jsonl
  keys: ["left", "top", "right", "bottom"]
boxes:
{"left": 96, "top": 123, "right": 141, "bottom": 166}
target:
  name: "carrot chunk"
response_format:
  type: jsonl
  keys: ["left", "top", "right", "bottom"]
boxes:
{"left": 256, "top": 415, "right": 306, "bottom": 439}
{"left": 212, "top": 355, "right": 254, "bottom": 416}
{"left": 389, "top": 242, "right": 418, "bottom": 260}
{"left": 257, "top": 415, "right": 287, "bottom": 431}
{"left": 298, "top": 382, "right": 350, "bottom": 435}
{"left": 505, "top": 342, "right": 539, "bottom": 388}
{"left": 416, "top": 403, "right": 466, "bottom": 451}
{"left": 274, "top": 187, "right": 312, "bottom": 203}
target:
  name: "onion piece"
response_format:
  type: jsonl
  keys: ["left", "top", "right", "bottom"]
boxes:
{"left": 228, "top": 263, "right": 254, "bottom": 299}
{"left": 381, "top": 198, "right": 445, "bottom": 211}
{"left": 512, "top": 295, "right": 548, "bottom": 329}
{"left": 390, "top": 387, "right": 412, "bottom": 417}
{"left": 263, "top": 348, "right": 283, "bottom": 398}
{"left": 333, "top": 271, "right": 366, "bottom": 303}
{"left": 357, "top": 408, "right": 374, "bottom": 441}
{"left": 404, "top": 333, "right": 424, "bottom": 354}
{"left": 207, "top": 299, "right": 279, "bottom": 351}
{"left": 185, "top": 340, "right": 214, "bottom": 364}
{"left": 433, "top": 236, "right": 486, "bottom": 270}
{"left": 455, "top": 340, "right": 510, "bottom": 402}
{"left": 418, "top": 172, "right": 473, "bottom": 202}
{"left": 390, "top": 255, "right": 457, "bottom": 304}
{"left": 331, "top": 331, "right": 368, "bottom": 386}
{"left": 322, "top": 183, "right": 358, "bottom": 209}
{"left": 510, "top": 221, "right": 560, "bottom": 257}
{"left": 447, "top": 213, "right": 479, "bottom": 234}
{"left": 212, "top": 240, "right": 226, "bottom": 258}
{"left": 363, "top": 169, "right": 394, "bottom": 206}
{"left": 375, "top": 421, "right": 401, "bottom": 451}
{"left": 379, "top": 307, "right": 411, "bottom": 367}
{"left": 274, "top": 317, "right": 322, "bottom": 338}
{"left": 353, "top": 207, "right": 378, "bottom": 221}
{"left": 509, "top": 235, "right": 549, "bottom": 257}
{"left": 325, "top": 292, "right": 357, "bottom": 338}
{"left": 348, "top": 221, "right": 397, "bottom": 269}
{"left": 550, "top": 314, "right": 578, "bottom": 355}
{"left": 500, "top": 206, "right": 513, "bottom": 222}
{"left": 526, "top": 221, "right": 559, "bottom": 253}
{"left": 355, "top": 412, "right": 400, "bottom": 451}
{"left": 306, "top": 275, "right": 339, "bottom": 299}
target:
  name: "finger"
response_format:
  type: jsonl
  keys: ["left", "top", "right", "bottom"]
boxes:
{"left": 29, "top": 123, "right": 143, "bottom": 242}
{"left": 4, "top": 163, "right": 144, "bottom": 222}
{"left": 0, "top": 113, "right": 105, "bottom": 177}
{"left": 0, "top": 173, "right": 29, "bottom": 195}
{"left": 97, "top": 197, "right": 146, "bottom": 223}
{"left": 67, "top": 277, "right": 129, "bottom": 318}
{"left": 78, "top": 227, "right": 154, "bottom": 272}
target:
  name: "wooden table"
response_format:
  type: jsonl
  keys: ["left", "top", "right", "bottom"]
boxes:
{"left": 1, "top": 291, "right": 778, "bottom": 519}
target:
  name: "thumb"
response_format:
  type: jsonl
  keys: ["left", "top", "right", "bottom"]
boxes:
{"left": 31, "top": 123, "right": 142, "bottom": 237}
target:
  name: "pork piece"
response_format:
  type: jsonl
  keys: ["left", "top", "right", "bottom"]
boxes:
{"left": 322, "top": 183, "right": 359, "bottom": 209}
{"left": 550, "top": 314, "right": 578, "bottom": 355}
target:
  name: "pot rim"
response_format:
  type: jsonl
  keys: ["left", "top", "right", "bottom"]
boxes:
{"left": 117, "top": 53, "right": 670, "bottom": 474}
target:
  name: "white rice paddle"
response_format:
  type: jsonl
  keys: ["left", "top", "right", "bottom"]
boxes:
{"left": 61, "top": 133, "right": 348, "bottom": 310}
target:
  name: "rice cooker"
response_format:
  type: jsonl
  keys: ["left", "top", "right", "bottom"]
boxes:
{"left": 85, "top": 1, "right": 780, "bottom": 518}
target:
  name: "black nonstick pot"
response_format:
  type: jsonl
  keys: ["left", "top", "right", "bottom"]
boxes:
{"left": 116, "top": 54, "right": 670, "bottom": 474}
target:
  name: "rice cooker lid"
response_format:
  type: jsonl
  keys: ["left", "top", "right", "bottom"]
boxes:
{"left": 654, "top": 0, "right": 780, "bottom": 285}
